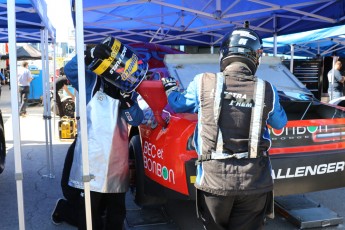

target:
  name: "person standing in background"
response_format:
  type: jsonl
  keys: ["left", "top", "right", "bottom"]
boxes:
{"left": 5, "top": 68, "right": 10, "bottom": 90}
{"left": 0, "top": 70, "right": 5, "bottom": 98}
{"left": 328, "top": 60, "right": 345, "bottom": 101}
{"left": 18, "top": 61, "right": 33, "bottom": 116}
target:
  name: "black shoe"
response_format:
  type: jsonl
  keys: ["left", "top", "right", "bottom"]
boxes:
{"left": 51, "top": 199, "right": 64, "bottom": 225}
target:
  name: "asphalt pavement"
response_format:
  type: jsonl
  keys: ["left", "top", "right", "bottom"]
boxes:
{"left": 0, "top": 85, "right": 179, "bottom": 230}
{"left": 0, "top": 85, "right": 77, "bottom": 230}
{"left": 0, "top": 85, "right": 345, "bottom": 230}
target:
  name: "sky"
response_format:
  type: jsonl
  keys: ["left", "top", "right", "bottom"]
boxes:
{"left": 45, "top": 0, "right": 73, "bottom": 42}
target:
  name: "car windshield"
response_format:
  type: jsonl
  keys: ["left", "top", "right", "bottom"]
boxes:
{"left": 164, "top": 54, "right": 314, "bottom": 102}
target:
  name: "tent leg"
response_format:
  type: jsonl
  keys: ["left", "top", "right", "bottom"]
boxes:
{"left": 8, "top": 1, "right": 26, "bottom": 229}
{"left": 41, "top": 29, "right": 55, "bottom": 178}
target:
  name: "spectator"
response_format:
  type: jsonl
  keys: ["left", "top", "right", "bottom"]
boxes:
{"left": 51, "top": 43, "right": 144, "bottom": 230}
{"left": 5, "top": 68, "right": 10, "bottom": 90}
{"left": 18, "top": 61, "right": 33, "bottom": 116}
{"left": 162, "top": 25, "right": 287, "bottom": 230}
{"left": 328, "top": 60, "right": 345, "bottom": 100}
{"left": 0, "top": 70, "right": 5, "bottom": 98}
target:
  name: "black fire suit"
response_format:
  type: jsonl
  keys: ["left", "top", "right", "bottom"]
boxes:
{"left": 166, "top": 62, "right": 287, "bottom": 230}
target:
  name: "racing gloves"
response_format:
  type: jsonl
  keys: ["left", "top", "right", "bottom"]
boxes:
{"left": 84, "top": 44, "right": 113, "bottom": 66}
{"left": 119, "top": 91, "right": 135, "bottom": 109}
{"left": 162, "top": 78, "right": 178, "bottom": 97}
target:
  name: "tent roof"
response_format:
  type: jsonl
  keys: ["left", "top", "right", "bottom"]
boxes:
{"left": 16, "top": 44, "right": 43, "bottom": 60}
{"left": 0, "top": 0, "right": 55, "bottom": 43}
{"left": 0, "top": 44, "right": 40, "bottom": 60}
{"left": 263, "top": 24, "right": 345, "bottom": 57}
{"left": 0, "top": 44, "right": 53, "bottom": 60}
{"left": 74, "top": 0, "right": 345, "bottom": 46}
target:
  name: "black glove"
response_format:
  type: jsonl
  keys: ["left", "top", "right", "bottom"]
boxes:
{"left": 84, "top": 44, "right": 113, "bottom": 66}
{"left": 119, "top": 91, "right": 135, "bottom": 109}
{"left": 162, "top": 77, "right": 178, "bottom": 97}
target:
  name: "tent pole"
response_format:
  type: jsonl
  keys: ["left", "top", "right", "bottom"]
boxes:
{"left": 216, "top": 0, "right": 221, "bottom": 11}
{"left": 41, "top": 29, "right": 54, "bottom": 178}
{"left": 273, "top": 15, "right": 277, "bottom": 56}
{"left": 45, "top": 27, "right": 55, "bottom": 178}
{"left": 290, "top": 44, "right": 294, "bottom": 73}
{"left": 40, "top": 30, "right": 49, "bottom": 176}
{"left": 7, "top": 1, "right": 26, "bottom": 229}
{"left": 52, "top": 41, "right": 57, "bottom": 139}
{"left": 273, "top": 33, "right": 277, "bottom": 56}
{"left": 75, "top": 0, "right": 93, "bottom": 229}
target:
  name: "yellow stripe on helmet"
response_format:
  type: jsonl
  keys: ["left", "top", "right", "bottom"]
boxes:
{"left": 93, "top": 39, "right": 121, "bottom": 75}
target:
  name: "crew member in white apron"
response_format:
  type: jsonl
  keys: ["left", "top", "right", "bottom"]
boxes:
{"left": 64, "top": 51, "right": 144, "bottom": 230}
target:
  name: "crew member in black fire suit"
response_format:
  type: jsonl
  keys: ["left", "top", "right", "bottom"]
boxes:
{"left": 162, "top": 25, "right": 287, "bottom": 230}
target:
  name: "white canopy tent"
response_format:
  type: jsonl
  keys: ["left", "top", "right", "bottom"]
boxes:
{"left": 5, "top": 1, "right": 55, "bottom": 229}
{"left": 263, "top": 24, "right": 345, "bottom": 58}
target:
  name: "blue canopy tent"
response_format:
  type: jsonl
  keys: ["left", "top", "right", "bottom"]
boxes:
{"left": 0, "top": 0, "right": 55, "bottom": 42}
{"left": 1, "top": 1, "right": 55, "bottom": 229}
{"left": 70, "top": 1, "right": 345, "bottom": 229}
{"left": 74, "top": 0, "right": 345, "bottom": 46}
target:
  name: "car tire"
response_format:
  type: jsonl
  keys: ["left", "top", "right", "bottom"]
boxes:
{"left": 129, "top": 135, "right": 166, "bottom": 207}
{"left": 61, "top": 98, "right": 75, "bottom": 118}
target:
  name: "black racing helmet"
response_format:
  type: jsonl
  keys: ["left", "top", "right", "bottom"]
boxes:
{"left": 219, "top": 26, "right": 262, "bottom": 73}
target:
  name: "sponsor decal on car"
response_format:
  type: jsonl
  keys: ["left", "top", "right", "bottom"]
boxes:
{"left": 269, "top": 125, "right": 328, "bottom": 145}
{"left": 143, "top": 141, "right": 176, "bottom": 184}
{"left": 272, "top": 161, "right": 345, "bottom": 179}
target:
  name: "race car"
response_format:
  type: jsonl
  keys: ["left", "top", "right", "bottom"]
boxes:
{"left": 127, "top": 44, "right": 345, "bottom": 206}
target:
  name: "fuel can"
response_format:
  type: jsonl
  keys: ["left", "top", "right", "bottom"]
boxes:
{"left": 58, "top": 116, "right": 75, "bottom": 139}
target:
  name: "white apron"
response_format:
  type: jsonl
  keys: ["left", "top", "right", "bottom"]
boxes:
{"left": 69, "top": 90, "right": 129, "bottom": 193}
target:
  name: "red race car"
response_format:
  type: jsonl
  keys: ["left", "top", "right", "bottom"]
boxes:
{"left": 128, "top": 44, "right": 345, "bottom": 206}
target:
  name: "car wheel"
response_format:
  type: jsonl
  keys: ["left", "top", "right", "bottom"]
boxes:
{"left": 62, "top": 98, "right": 75, "bottom": 118}
{"left": 129, "top": 135, "right": 166, "bottom": 207}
